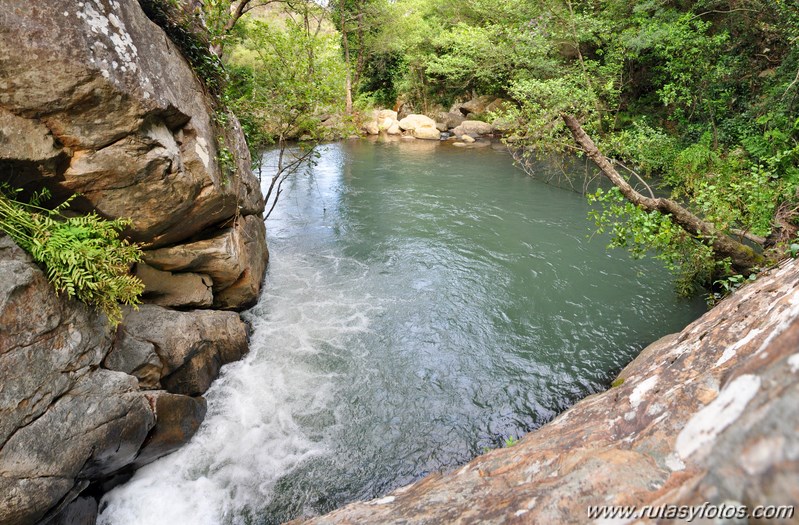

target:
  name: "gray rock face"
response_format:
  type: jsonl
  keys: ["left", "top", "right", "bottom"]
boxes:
{"left": 294, "top": 258, "right": 799, "bottom": 524}
{"left": 0, "top": 235, "right": 235, "bottom": 524}
{"left": 107, "top": 304, "right": 248, "bottom": 395}
{"left": 133, "top": 392, "right": 208, "bottom": 468}
{"left": 0, "top": 1, "right": 270, "bottom": 522}
{"left": 0, "top": 0, "right": 264, "bottom": 247}
{"left": 0, "top": 236, "right": 155, "bottom": 525}
{"left": 0, "top": 0, "right": 268, "bottom": 313}
{"left": 49, "top": 497, "right": 98, "bottom": 525}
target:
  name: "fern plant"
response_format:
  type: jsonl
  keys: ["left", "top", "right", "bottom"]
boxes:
{"left": 0, "top": 185, "right": 144, "bottom": 326}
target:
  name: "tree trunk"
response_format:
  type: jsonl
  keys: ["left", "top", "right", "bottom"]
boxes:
{"left": 561, "top": 114, "right": 764, "bottom": 272}
{"left": 340, "top": 2, "right": 353, "bottom": 115}
{"left": 210, "top": 0, "right": 251, "bottom": 56}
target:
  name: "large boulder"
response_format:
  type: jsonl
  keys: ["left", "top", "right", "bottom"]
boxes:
{"left": 0, "top": 0, "right": 264, "bottom": 247}
{"left": 397, "top": 114, "right": 436, "bottom": 132}
{"left": 293, "top": 258, "right": 799, "bottom": 524}
{"left": 398, "top": 114, "right": 441, "bottom": 140}
{"left": 452, "top": 120, "right": 494, "bottom": 137}
{"left": 0, "top": 235, "right": 156, "bottom": 525}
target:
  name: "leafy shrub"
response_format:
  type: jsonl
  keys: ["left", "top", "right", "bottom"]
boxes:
{"left": 588, "top": 186, "right": 723, "bottom": 296}
{"left": 0, "top": 186, "right": 143, "bottom": 326}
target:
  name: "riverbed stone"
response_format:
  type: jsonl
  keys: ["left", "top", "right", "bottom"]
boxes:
{"left": 115, "top": 305, "right": 249, "bottom": 395}
{"left": 452, "top": 120, "right": 494, "bottom": 137}
{"left": 413, "top": 125, "right": 442, "bottom": 140}
{"left": 397, "top": 114, "right": 436, "bottom": 132}
{"left": 293, "top": 257, "right": 799, "bottom": 525}
{"left": 135, "top": 262, "right": 214, "bottom": 308}
{"left": 133, "top": 392, "right": 207, "bottom": 468}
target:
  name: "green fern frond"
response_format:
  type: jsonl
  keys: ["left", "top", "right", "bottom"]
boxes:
{"left": 0, "top": 187, "right": 143, "bottom": 327}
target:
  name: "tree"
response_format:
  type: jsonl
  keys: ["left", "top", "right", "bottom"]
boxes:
{"left": 204, "top": 0, "right": 285, "bottom": 55}
{"left": 561, "top": 114, "right": 763, "bottom": 272}
{"left": 224, "top": 7, "right": 347, "bottom": 216}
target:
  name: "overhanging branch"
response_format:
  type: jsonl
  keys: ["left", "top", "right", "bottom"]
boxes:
{"left": 561, "top": 114, "right": 764, "bottom": 272}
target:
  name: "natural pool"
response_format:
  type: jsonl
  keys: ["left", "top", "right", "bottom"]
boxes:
{"left": 99, "top": 139, "right": 705, "bottom": 524}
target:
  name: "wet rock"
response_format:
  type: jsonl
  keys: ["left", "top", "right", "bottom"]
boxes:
{"left": 133, "top": 392, "right": 207, "bottom": 468}
{"left": 143, "top": 215, "right": 268, "bottom": 310}
{"left": 294, "top": 258, "right": 799, "bottom": 525}
{"left": 0, "top": 365, "right": 153, "bottom": 525}
{"left": 452, "top": 120, "right": 494, "bottom": 137}
{"left": 49, "top": 497, "right": 98, "bottom": 525}
{"left": 135, "top": 262, "right": 214, "bottom": 309}
{"left": 114, "top": 305, "right": 248, "bottom": 395}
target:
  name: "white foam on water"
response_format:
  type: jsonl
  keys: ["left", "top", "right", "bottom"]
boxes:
{"left": 98, "top": 250, "right": 378, "bottom": 525}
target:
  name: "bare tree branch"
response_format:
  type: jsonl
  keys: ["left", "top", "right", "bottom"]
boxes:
{"left": 562, "top": 114, "right": 764, "bottom": 272}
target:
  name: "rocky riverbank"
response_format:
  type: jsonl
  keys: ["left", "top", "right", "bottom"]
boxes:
{"left": 0, "top": 1, "right": 268, "bottom": 523}
{"left": 359, "top": 95, "right": 512, "bottom": 144}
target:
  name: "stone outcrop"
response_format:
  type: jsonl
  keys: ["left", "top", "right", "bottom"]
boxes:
{"left": 294, "top": 257, "right": 799, "bottom": 524}
{"left": 398, "top": 114, "right": 441, "bottom": 140}
{"left": 0, "top": 1, "right": 269, "bottom": 523}
{"left": 0, "top": 0, "right": 268, "bottom": 310}
{"left": 135, "top": 263, "right": 214, "bottom": 309}
{"left": 144, "top": 214, "right": 269, "bottom": 309}
{"left": 0, "top": 233, "right": 249, "bottom": 524}
{"left": 110, "top": 305, "right": 249, "bottom": 395}
{"left": 452, "top": 120, "right": 495, "bottom": 137}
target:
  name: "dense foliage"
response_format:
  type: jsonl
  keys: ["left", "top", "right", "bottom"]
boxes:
{"left": 343, "top": 0, "right": 799, "bottom": 295}
{"left": 0, "top": 187, "right": 144, "bottom": 326}
{"left": 196, "top": 0, "right": 798, "bottom": 296}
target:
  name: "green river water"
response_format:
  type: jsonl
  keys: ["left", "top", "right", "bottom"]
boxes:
{"left": 99, "top": 138, "right": 705, "bottom": 525}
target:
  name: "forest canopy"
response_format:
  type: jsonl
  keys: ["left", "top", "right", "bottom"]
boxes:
{"left": 194, "top": 0, "right": 799, "bottom": 297}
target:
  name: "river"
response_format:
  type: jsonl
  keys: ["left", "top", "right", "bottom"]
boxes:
{"left": 99, "top": 138, "right": 705, "bottom": 524}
